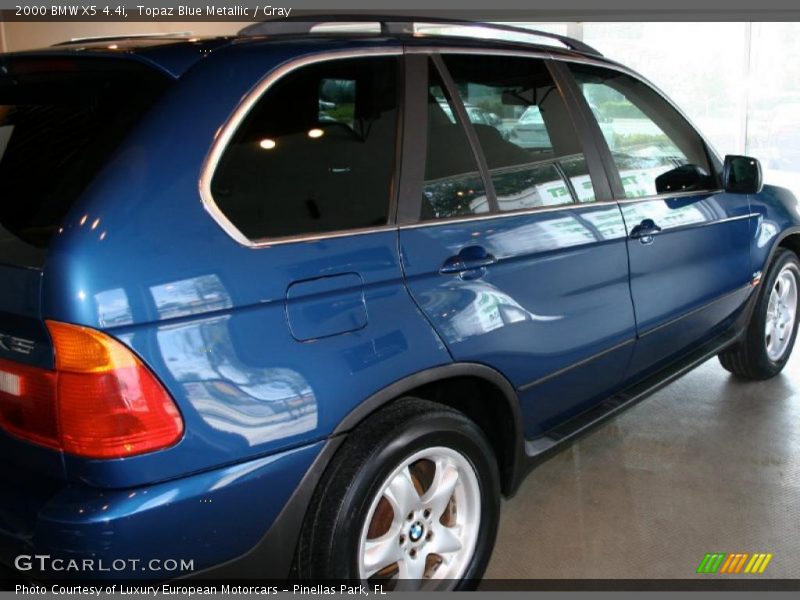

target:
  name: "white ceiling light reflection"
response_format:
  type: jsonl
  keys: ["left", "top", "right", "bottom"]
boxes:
{"left": 259, "top": 138, "right": 277, "bottom": 150}
{"left": 307, "top": 128, "right": 324, "bottom": 139}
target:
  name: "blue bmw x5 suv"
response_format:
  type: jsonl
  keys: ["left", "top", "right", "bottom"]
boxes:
{"left": 0, "top": 17, "right": 799, "bottom": 589}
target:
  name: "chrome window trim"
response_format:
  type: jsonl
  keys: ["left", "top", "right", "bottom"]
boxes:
{"left": 398, "top": 197, "right": 760, "bottom": 234}
{"left": 404, "top": 45, "right": 552, "bottom": 60}
{"left": 198, "top": 47, "right": 403, "bottom": 249}
{"left": 400, "top": 199, "right": 611, "bottom": 231}
{"left": 200, "top": 44, "right": 734, "bottom": 247}
{"left": 616, "top": 189, "right": 725, "bottom": 204}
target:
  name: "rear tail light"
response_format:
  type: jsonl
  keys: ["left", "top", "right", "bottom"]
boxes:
{"left": 0, "top": 321, "right": 183, "bottom": 459}
{"left": 0, "top": 360, "right": 58, "bottom": 449}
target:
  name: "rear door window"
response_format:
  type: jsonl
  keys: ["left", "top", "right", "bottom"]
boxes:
{"left": 422, "top": 54, "right": 598, "bottom": 221}
{"left": 0, "top": 58, "right": 171, "bottom": 258}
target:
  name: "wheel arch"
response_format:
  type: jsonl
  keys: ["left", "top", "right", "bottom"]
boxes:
{"left": 750, "top": 227, "right": 800, "bottom": 297}
{"left": 777, "top": 229, "right": 800, "bottom": 259}
{"left": 334, "top": 363, "right": 526, "bottom": 497}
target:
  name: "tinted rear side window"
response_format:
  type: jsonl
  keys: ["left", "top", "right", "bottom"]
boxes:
{"left": 0, "top": 58, "right": 171, "bottom": 253}
{"left": 421, "top": 54, "right": 598, "bottom": 222}
{"left": 443, "top": 55, "right": 597, "bottom": 208}
{"left": 210, "top": 56, "right": 400, "bottom": 242}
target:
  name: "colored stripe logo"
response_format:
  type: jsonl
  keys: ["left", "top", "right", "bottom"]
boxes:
{"left": 697, "top": 553, "right": 773, "bottom": 574}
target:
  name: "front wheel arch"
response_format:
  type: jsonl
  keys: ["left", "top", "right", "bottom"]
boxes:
{"left": 777, "top": 230, "right": 800, "bottom": 261}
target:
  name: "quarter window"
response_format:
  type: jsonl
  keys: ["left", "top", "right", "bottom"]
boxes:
{"left": 211, "top": 56, "right": 400, "bottom": 241}
{"left": 568, "top": 64, "right": 717, "bottom": 198}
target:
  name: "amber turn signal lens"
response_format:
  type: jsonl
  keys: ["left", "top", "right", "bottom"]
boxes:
{"left": 46, "top": 321, "right": 138, "bottom": 373}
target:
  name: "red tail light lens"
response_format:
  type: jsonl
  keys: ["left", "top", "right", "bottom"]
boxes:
{"left": 0, "top": 322, "right": 183, "bottom": 459}
{"left": 0, "top": 359, "right": 58, "bottom": 449}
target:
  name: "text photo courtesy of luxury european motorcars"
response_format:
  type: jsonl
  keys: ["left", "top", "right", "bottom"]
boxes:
{"left": 0, "top": 4, "right": 799, "bottom": 594}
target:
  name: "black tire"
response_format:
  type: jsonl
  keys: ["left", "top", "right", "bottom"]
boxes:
{"left": 296, "top": 398, "right": 501, "bottom": 590}
{"left": 719, "top": 248, "right": 800, "bottom": 379}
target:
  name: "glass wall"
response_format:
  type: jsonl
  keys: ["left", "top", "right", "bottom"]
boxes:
{"left": 582, "top": 22, "right": 800, "bottom": 193}
{"left": 746, "top": 23, "right": 800, "bottom": 192}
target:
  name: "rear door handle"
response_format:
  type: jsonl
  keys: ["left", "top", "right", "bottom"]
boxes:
{"left": 440, "top": 245, "right": 497, "bottom": 277}
{"left": 630, "top": 219, "right": 662, "bottom": 244}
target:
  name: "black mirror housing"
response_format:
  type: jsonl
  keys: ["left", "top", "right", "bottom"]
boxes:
{"left": 723, "top": 155, "right": 763, "bottom": 194}
{"left": 654, "top": 164, "right": 711, "bottom": 194}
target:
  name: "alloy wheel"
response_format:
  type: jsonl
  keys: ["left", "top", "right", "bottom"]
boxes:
{"left": 357, "top": 446, "right": 481, "bottom": 589}
{"left": 765, "top": 264, "right": 799, "bottom": 361}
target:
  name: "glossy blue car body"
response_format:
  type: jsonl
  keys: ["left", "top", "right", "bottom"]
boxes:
{"left": 1, "top": 30, "right": 800, "bottom": 583}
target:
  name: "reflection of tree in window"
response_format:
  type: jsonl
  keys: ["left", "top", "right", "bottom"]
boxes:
{"left": 570, "top": 64, "right": 717, "bottom": 198}
{"left": 421, "top": 73, "right": 488, "bottom": 219}
{"left": 319, "top": 78, "right": 356, "bottom": 128}
{"left": 421, "top": 54, "right": 598, "bottom": 219}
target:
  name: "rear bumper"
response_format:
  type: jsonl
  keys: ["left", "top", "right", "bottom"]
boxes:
{"left": 0, "top": 441, "right": 323, "bottom": 584}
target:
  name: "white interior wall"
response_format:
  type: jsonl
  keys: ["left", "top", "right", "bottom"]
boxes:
{"left": 0, "top": 21, "right": 247, "bottom": 51}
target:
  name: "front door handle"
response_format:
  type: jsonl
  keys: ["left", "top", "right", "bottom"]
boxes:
{"left": 440, "top": 245, "right": 497, "bottom": 277}
{"left": 630, "top": 219, "right": 662, "bottom": 244}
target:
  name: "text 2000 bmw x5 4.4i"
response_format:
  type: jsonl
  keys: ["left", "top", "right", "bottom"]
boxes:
{"left": 0, "top": 17, "right": 798, "bottom": 590}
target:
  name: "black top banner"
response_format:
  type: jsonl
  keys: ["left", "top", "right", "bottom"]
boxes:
{"left": 2, "top": 1, "right": 800, "bottom": 21}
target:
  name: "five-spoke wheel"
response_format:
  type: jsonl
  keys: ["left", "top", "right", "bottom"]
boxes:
{"left": 765, "top": 264, "right": 798, "bottom": 361}
{"left": 359, "top": 447, "right": 481, "bottom": 583}
{"left": 297, "top": 398, "right": 500, "bottom": 590}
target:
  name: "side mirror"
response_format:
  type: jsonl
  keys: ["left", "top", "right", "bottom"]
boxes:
{"left": 654, "top": 164, "right": 710, "bottom": 194}
{"left": 723, "top": 155, "right": 763, "bottom": 194}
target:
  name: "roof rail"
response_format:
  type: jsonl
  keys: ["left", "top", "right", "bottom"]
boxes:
{"left": 54, "top": 32, "right": 194, "bottom": 46}
{"left": 238, "top": 15, "right": 602, "bottom": 57}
